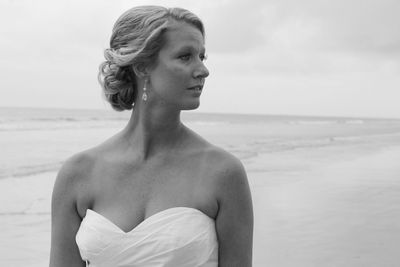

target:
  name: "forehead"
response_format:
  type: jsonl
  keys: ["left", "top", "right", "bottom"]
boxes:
{"left": 161, "top": 21, "right": 205, "bottom": 52}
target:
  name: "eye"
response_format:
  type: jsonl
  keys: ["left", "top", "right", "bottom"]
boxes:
{"left": 178, "top": 54, "right": 192, "bottom": 61}
{"left": 200, "top": 53, "right": 208, "bottom": 61}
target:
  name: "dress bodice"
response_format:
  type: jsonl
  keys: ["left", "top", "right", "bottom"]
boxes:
{"left": 75, "top": 207, "right": 218, "bottom": 266}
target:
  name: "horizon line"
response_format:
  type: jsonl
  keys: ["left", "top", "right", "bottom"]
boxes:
{"left": 1, "top": 105, "right": 399, "bottom": 121}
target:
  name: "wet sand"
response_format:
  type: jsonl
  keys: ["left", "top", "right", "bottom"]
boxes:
{"left": 251, "top": 145, "right": 400, "bottom": 266}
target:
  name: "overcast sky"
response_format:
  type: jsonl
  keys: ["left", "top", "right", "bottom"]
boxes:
{"left": 1, "top": 0, "right": 399, "bottom": 118}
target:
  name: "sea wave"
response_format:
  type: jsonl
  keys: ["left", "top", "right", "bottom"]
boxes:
{"left": 344, "top": 120, "right": 364, "bottom": 124}
{"left": 245, "top": 137, "right": 338, "bottom": 153}
{"left": 0, "top": 120, "right": 126, "bottom": 131}
{"left": 0, "top": 162, "right": 62, "bottom": 179}
{"left": 190, "top": 121, "right": 230, "bottom": 126}
{"left": 289, "top": 119, "right": 365, "bottom": 125}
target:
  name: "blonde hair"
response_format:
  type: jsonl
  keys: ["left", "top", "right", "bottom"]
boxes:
{"left": 98, "top": 6, "right": 205, "bottom": 111}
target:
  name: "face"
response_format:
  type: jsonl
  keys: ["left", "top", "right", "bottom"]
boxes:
{"left": 146, "top": 21, "right": 209, "bottom": 110}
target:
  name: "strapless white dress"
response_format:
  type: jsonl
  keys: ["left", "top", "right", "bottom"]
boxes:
{"left": 76, "top": 207, "right": 218, "bottom": 266}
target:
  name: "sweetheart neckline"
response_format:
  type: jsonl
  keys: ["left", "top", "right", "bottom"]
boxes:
{"left": 84, "top": 207, "right": 212, "bottom": 234}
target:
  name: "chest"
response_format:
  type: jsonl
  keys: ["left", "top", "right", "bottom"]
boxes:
{"left": 79, "top": 153, "right": 216, "bottom": 224}
{"left": 99, "top": 156, "right": 201, "bottom": 200}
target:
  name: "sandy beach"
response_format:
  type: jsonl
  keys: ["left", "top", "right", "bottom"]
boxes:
{"left": 1, "top": 108, "right": 400, "bottom": 266}
{"left": 251, "top": 144, "right": 400, "bottom": 266}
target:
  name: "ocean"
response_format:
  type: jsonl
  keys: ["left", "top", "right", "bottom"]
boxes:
{"left": 1, "top": 106, "right": 399, "bottom": 180}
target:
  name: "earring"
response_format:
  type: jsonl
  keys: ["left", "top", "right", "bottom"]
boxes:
{"left": 142, "top": 79, "right": 148, "bottom": 102}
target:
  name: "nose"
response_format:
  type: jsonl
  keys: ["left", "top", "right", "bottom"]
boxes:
{"left": 193, "top": 61, "right": 209, "bottom": 80}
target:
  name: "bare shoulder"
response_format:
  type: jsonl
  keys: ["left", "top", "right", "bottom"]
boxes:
{"left": 202, "top": 145, "right": 248, "bottom": 188}
{"left": 200, "top": 145, "right": 254, "bottom": 266}
{"left": 50, "top": 148, "right": 101, "bottom": 266}
{"left": 185, "top": 126, "right": 248, "bottom": 195}
{"left": 56, "top": 144, "right": 103, "bottom": 184}
{"left": 52, "top": 149, "right": 97, "bottom": 208}
{"left": 192, "top": 142, "right": 250, "bottom": 206}
{"left": 54, "top": 134, "right": 117, "bottom": 195}
{"left": 56, "top": 150, "right": 95, "bottom": 183}
{"left": 53, "top": 131, "right": 125, "bottom": 214}
{"left": 185, "top": 126, "right": 246, "bottom": 181}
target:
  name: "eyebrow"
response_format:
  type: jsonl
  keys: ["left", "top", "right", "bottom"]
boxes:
{"left": 176, "top": 45, "right": 206, "bottom": 54}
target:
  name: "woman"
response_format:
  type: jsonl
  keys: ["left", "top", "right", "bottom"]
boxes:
{"left": 50, "top": 6, "right": 253, "bottom": 267}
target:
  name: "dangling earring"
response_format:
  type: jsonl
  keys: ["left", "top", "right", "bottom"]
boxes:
{"left": 142, "top": 79, "right": 148, "bottom": 102}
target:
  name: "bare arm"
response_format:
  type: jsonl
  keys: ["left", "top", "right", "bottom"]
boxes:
{"left": 49, "top": 156, "right": 86, "bottom": 267}
{"left": 215, "top": 155, "right": 254, "bottom": 266}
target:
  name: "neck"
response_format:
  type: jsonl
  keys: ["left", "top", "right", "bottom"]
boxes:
{"left": 121, "top": 100, "right": 185, "bottom": 161}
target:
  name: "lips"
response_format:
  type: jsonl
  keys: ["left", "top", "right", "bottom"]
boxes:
{"left": 187, "top": 85, "right": 203, "bottom": 91}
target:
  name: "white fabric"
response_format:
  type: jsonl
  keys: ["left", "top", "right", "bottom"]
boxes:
{"left": 76, "top": 207, "right": 218, "bottom": 267}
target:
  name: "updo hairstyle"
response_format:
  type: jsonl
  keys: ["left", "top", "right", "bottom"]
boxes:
{"left": 98, "top": 6, "right": 205, "bottom": 111}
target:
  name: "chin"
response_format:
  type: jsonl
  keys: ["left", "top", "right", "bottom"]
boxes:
{"left": 182, "top": 100, "right": 200, "bottom": 110}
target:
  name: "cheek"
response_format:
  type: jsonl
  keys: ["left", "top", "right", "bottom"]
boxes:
{"left": 150, "top": 60, "right": 190, "bottom": 93}
{"left": 163, "top": 65, "right": 189, "bottom": 87}
{"left": 169, "top": 63, "right": 188, "bottom": 78}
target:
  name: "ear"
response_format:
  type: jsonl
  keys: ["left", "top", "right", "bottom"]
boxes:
{"left": 132, "top": 62, "right": 148, "bottom": 78}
